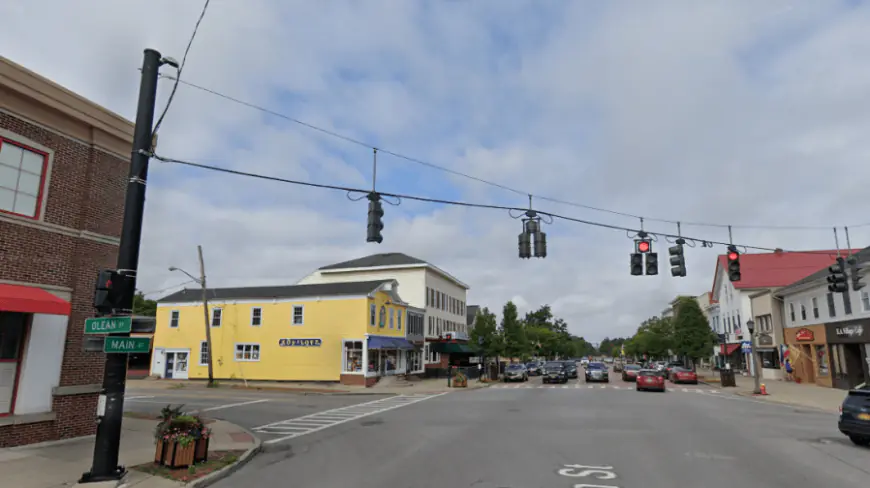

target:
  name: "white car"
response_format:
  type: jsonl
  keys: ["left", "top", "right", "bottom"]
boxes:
{"left": 580, "top": 358, "right": 590, "bottom": 367}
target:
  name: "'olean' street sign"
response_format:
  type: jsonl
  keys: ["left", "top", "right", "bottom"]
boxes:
{"left": 103, "top": 337, "right": 151, "bottom": 354}
{"left": 85, "top": 316, "right": 133, "bottom": 334}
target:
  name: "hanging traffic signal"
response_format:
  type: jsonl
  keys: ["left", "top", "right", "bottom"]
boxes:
{"left": 366, "top": 193, "right": 384, "bottom": 243}
{"left": 533, "top": 232, "right": 547, "bottom": 258}
{"left": 669, "top": 239, "right": 686, "bottom": 277}
{"left": 828, "top": 256, "right": 849, "bottom": 293}
{"left": 645, "top": 252, "right": 658, "bottom": 275}
{"left": 727, "top": 245, "right": 741, "bottom": 282}
{"left": 630, "top": 253, "right": 643, "bottom": 276}
{"left": 518, "top": 232, "right": 532, "bottom": 259}
{"left": 848, "top": 256, "right": 865, "bottom": 291}
{"left": 636, "top": 239, "right": 651, "bottom": 253}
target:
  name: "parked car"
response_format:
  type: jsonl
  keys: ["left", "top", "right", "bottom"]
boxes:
{"left": 621, "top": 364, "right": 641, "bottom": 382}
{"left": 526, "top": 362, "right": 542, "bottom": 376}
{"left": 636, "top": 369, "right": 666, "bottom": 392}
{"left": 543, "top": 362, "right": 569, "bottom": 384}
{"left": 838, "top": 383, "right": 870, "bottom": 447}
{"left": 665, "top": 361, "right": 684, "bottom": 379}
{"left": 613, "top": 360, "right": 624, "bottom": 373}
{"left": 585, "top": 362, "right": 610, "bottom": 383}
{"left": 503, "top": 364, "right": 529, "bottom": 382}
{"left": 580, "top": 358, "right": 590, "bottom": 367}
{"left": 670, "top": 367, "right": 698, "bottom": 384}
{"left": 563, "top": 361, "right": 579, "bottom": 379}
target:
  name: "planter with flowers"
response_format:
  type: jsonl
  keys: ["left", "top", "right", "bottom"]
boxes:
{"left": 154, "top": 406, "right": 210, "bottom": 468}
{"left": 452, "top": 370, "right": 468, "bottom": 388}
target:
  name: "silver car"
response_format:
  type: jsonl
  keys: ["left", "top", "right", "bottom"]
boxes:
{"left": 503, "top": 364, "right": 529, "bottom": 382}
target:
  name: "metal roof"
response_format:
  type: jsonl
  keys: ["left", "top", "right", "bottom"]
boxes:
{"left": 158, "top": 280, "right": 393, "bottom": 303}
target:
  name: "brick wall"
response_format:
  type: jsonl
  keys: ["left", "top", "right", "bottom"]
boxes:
{"left": 0, "top": 110, "right": 128, "bottom": 447}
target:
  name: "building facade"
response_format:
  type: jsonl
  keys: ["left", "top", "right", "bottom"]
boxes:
{"left": 748, "top": 289, "right": 786, "bottom": 381}
{"left": 297, "top": 253, "right": 470, "bottom": 372}
{"left": 0, "top": 57, "right": 133, "bottom": 447}
{"left": 153, "top": 280, "right": 414, "bottom": 387}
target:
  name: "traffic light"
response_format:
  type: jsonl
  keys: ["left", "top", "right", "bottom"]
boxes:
{"left": 518, "top": 232, "right": 532, "bottom": 259}
{"left": 636, "top": 239, "right": 651, "bottom": 254}
{"left": 727, "top": 245, "right": 741, "bottom": 282}
{"left": 366, "top": 194, "right": 384, "bottom": 243}
{"left": 630, "top": 253, "right": 643, "bottom": 276}
{"left": 827, "top": 257, "right": 849, "bottom": 293}
{"left": 93, "top": 269, "right": 132, "bottom": 315}
{"left": 645, "top": 252, "right": 658, "bottom": 275}
{"left": 848, "top": 256, "right": 865, "bottom": 292}
{"left": 533, "top": 232, "right": 547, "bottom": 258}
{"left": 669, "top": 239, "right": 686, "bottom": 277}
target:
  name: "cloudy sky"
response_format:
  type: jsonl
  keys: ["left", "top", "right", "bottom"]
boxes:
{"left": 3, "top": 0, "right": 870, "bottom": 342}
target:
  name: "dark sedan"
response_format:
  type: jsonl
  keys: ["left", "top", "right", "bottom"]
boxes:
{"left": 542, "top": 362, "right": 569, "bottom": 384}
{"left": 584, "top": 362, "right": 610, "bottom": 383}
{"left": 621, "top": 364, "right": 641, "bottom": 382}
{"left": 838, "top": 383, "right": 870, "bottom": 447}
{"left": 563, "top": 361, "right": 579, "bottom": 379}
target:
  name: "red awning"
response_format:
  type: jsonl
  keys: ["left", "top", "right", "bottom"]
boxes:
{"left": 720, "top": 343, "right": 741, "bottom": 356}
{"left": 0, "top": 284, "right": 71, "bottom": 316}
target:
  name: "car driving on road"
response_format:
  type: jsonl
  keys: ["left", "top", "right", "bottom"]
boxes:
{"left": 563, "top": 361, "right": 579, "bottom": 379}
{"left": 838, "top": 382, "right": 870, "bottom": 447}
{"left": 542, "top": 361, "right": 569, "bottom": 384}
{"left": 621, "top": 364, "right": 641, "bottom": 382}
{"left": 504, "top": 364, "right": 529, "bottom": 382}
{"left": 636, "top": 369, "right": 666, "bottom": 392}
{"left": 670, "top": 367, "right": 698, "bottom": 384}
{"left": 584, "top": 362, "right": 609, "bottom": 383}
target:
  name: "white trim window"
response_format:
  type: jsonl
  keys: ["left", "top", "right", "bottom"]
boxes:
{"left": 251, "top": 307, "right": 262, "bottom": 326}
{"left": 292, "top": 305, "right": 304, "bottom": 325}
{"left": 199, "top": 341, "right": 209, "bottom": 365}
{"left": 342, "top": 340, "right": 363, "bottom": 373}
{"left": 370, "top": 303, "right": 376, "bottom": 326}
{"left": 211, "top": 308, "right": 222, "bottom": 327}
{"left": 862, "top": 291, "right": 870, "bottom": 312}
{"left": 379, "top": 306, "right": 386, "bottom": 328}
{"left": 389, "top": 308, "right": 394, "bottom": 329}
{"left": 789, "top": 303, "right": 795, "bottom": 322}
{"left": 169, "top": 310, "right": 180, "bottom": 328}
{"left": 800, "top": 302, "right": 807, "bottom": 321}
{"left": 235, "top": 343, "right": 260, "bottom": 361}
{"left": 812, "top": 297, "right": 820, "bottom": 318}
{"left": 0, "top": 138, "right": 49, "bottom": 219}
{"left": 397, "top": 311, "right": 402, "bottom": 330}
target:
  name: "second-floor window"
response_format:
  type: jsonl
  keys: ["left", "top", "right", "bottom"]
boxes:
{"left": 397, "top": 311, "right": 402, "bottom": 330}
{"left": 211, "top": 308, "right": 222, "bottom": 327}
{"left": 800, "top": 303, "right": 807, "bottom": 321}
{"left": 389, "top": 308, "right": 394, "bottom": 329}
{"left": 862, "top": 291, "right": 870, "bottom": 312}
{"left": 789, "top": 303, "right": 795, "bottom": 322}
{"left": 812, "top": 297, "right": 819, "bottom": 318}
{"left": 292, "top": 305, "right": 304, "bottom": 325}
{"left": 370, "top": 304, "right": 376, "bottom": 326}
{"left": 251, "top": 307, "right": 262, "bottom": 326}
{"left": 0, "top": 138, "right": 48, "bottom": 219}
{"left": 379, "top": 306, "right": 386, "bottom": 328}
{"left": 169, "top": 310, "right": 179, "bottom": 328}
{"left": 827, "top": 293, "right": 836, "bottom": 317}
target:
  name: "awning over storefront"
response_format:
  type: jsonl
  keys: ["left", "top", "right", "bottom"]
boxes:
{"left": 720, "top": 343, "right": 741, "bottom": 356}
{"left": 0, "top": 284, "right": 70, "bottom": 316}
{"left": 430, "top": 342, "right": 477, "bottom": 354}
{"left": 367, "top": 336, "right": 416, "bottom": 350}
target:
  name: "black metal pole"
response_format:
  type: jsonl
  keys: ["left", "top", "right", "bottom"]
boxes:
{"left": 81, "top": 48, "right": 161, "bottom": 483}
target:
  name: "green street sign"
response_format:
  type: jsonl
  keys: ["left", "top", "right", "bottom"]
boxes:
{"left": 104, "top": 336, "right": 151, "bottom": 354}
{"left": 85, "top": 316, "right": 132, "bottom": 335}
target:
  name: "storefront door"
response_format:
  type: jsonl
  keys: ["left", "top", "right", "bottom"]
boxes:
{"left": 825, "top": 321, "right": 870, "bottom": 389}
{"left": 163, "top": 351, "right": 190, "bottom": 380}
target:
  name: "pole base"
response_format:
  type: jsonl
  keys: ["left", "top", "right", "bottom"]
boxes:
{"left": 78, "top": 466, "right": 127, "bottom": 484}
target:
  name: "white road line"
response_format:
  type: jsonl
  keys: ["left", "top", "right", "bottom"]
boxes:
{"left": 258, "top": 393, "right": 447, "bottom": 444}
{"left": 124, "top": 396, "right": 155, "bottom": 401}
{"left": 201, "top": 399, "right": 270, "bottom": 412}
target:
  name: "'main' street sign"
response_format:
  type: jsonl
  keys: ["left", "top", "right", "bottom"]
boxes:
{"left": 85, "top": 316, "right": 133, "bottom": 335}
{"left": 104, "top": 337, "right": 151, "bottom": 354}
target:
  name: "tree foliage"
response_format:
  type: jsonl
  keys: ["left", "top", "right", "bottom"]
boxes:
{"left": 133, "top": 291, "right": 157, "bottom": 316}
{"left": 501, "top": 301, "right": 528, "bottom": 360}
{"left": 672, "top": 296, "right": 716, "bottom": 364}
{"left": 469, "top": 307, "right": 504, "bottom": 358}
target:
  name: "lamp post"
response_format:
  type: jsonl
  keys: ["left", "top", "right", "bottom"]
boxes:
{"left": 746, "top": 319, "right": 762, "bottom": 395}
{"left": 169, "top": 247, "right": 214, "bottom": 387}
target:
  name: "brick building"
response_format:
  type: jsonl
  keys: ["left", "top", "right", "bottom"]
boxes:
{"left": 0, "top": 56, "right": 133, "bottom": 447}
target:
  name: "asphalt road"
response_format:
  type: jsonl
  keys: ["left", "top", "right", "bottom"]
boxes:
{"left": 213, "top": 372, "right": 869, "bottom": 488}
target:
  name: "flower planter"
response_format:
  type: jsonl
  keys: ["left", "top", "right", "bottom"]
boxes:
{"left": 194, "top": 437, "right": 209, "bottom": 463}
{"left": 155, "top": 439, "right": 197, "bottom": 468}
{"left": 153, "top": 408, "right": 210, "bottom": 468}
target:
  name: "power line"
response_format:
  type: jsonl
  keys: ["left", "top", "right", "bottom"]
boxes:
{"left": 158, "top": 75, "right": 849, "bottom": 231}
{"left": 140, "top": 279, "right": 196, "bottom": 297}
{"left": 151, "top": 0, "right": 211, "bottom": 144}
{"left": 152, "top": 152, "right": 846, "bottom": 256}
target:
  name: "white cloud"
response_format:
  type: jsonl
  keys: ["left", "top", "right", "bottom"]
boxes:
{"left": 4, "top": 0, "right": 870, "bottom": 342}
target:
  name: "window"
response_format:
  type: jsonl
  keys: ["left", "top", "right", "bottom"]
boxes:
{"left": 389, "top": 308, "right": 394, "bottom": 329}
{"left": 815, "top": 345, "right": 828, "bottom": 376}
{"left": 343, "top": 340, "right": 363, "bottom": 372}
{"left": 199, "top": 341, "right": 209, "bottom": 365}
{"left": 235, "top": 343, "right": 260, "bottom": 361}
{"left": 436, "top": 291, "right": 440, "bottom": 309}
{"left": 370, "top": 303, "right": 376, "bottom": 326}
{"left": 800, "top": 303, "right": 807, "bottom": 321}
{"left": 428, "top": 316, "right": 433, "bottom": 335}
{"left": 827, "top": 293, "right": 836, "bottom": 317}
{"left": 426, "top": 288, "right": 431, "bottom": 306}
{"left": 379, "top": 306, "right": 386, "bottom": 328}
{"left": 0, "top": 139, "right": 48, "bottom": 219}
{"left": 843, "top": 290, "right": 853, "bottom": 315}
{"left": 211, "top": 308, "right": 222, "bottom": 327}
{"left": 429, "top": 288, "right": 435, "bottom": 308}
{"left": 789, "top": 303, "right": 795, "bottom": 322}
{"left": 169, "top": 310, "right": 179, "bottom": 328}
{"left": 812, "top": 297, "right": 819, "bottom": 318}
{"left": 862, "top": 291, "right": 870, "bottom": 312}
{"left": 292, "top": 305, "right": 304, "bottom": 325}
{"left": 397, "top": 311, "right": 402, "bottom": 330}
{"left": 251, "top": 307, "right": 262, "bottom": 326}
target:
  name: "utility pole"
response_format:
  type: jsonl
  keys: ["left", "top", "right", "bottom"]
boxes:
{"left": 198, "top": 245, "right": 215, "bottom": 386}
{"left": 81, "top": 49, "right": 162, "bottom": 483}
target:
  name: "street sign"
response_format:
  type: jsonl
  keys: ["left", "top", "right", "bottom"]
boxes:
{"left": 85, "top": 316, "right": 133, "bottom": 334}
{"left": 103, "top": 336, "right": 151, "bottom": 354}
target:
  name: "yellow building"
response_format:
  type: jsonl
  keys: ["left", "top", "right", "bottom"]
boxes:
{"left": 151, "top": 279, "right": 415, "bottom": 386}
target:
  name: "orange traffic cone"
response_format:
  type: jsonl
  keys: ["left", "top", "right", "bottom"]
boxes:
{"left": 760, "top": 383, "right": 768, "bottom": 395}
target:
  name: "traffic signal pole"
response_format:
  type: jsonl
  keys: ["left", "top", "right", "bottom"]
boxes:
{"left": 81, "top": 48, "right": 162, "bottom": 483}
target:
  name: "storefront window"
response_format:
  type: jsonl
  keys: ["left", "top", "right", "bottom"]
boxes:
{"left": 343, "top": 341, "right": 363, "bottom": 372}
{"left": 815, "top": 345, "right": 829, "bottom": 376}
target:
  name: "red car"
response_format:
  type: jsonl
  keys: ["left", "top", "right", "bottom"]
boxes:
{"left": 621, "top": 364, "right": 641, "bottom": 382}
{"left": 636, "top": 370, "right": 666, "bottom": 392}
{"left": 670, "top": 367, "right": 698, "bottom": 384}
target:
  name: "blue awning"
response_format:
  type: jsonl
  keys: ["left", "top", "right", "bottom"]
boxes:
{"left": 391, "top": 338, "right": 416, "bottom": 350}
{"left": 367, "top": 336, "right": 416, "bottom": 350}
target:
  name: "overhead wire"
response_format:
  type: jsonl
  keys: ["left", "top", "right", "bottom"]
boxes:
{"left": 140, "top": 279, "right": 197, "bottom": 297}
{"left": 156, "top": 75, "right": 851, "bottom": 231}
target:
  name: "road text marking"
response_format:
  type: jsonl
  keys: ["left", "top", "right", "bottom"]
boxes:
{"left": 558, "top": 463, "right": 621, "bottom": 488}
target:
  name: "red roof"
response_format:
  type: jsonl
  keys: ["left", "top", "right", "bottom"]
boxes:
{"left": 712, "top": 249, "right": 861, "bottom": 293}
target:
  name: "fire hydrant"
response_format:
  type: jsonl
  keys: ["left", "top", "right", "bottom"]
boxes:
{"left": 760, "top": 383, "right": 768, "bottom": 395}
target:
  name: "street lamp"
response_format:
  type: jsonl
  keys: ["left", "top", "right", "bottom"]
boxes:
{"left": 746, "top": 319, "right": 762, "bottom": 395}
{"left": 168, "top": 245, "right": 214, "bottom": 387}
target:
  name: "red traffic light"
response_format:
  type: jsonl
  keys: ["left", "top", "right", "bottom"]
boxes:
{"left": 728, "top": 252, "right": 738, "bottom": 261}
{"left": 637, "top": 240, "right": 650, "bottom": 253}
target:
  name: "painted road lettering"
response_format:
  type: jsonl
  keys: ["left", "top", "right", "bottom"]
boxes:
{"left": 558, "top": 464, "right": 620, "bottom": 488}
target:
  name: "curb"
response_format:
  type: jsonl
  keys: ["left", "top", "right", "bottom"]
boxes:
{"left": 731, "top": 391, "right": 838, "bottom": 415}
{"left": 190, "top": 425, "right": 263, "bottom": 488}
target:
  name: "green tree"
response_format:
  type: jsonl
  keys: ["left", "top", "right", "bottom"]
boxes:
{"left": 133, "top": 291, "right": 157, "bottom": 316}
{"left": 630, "top": 316, "right": 674, "bottom": 359}
{"left": 672, "top": 296, "right": 716, "bottom": 367}
{"left": 470, "top": 307, "right": 502, "bottom": 358}
{"left": 501, "top": 301, "right": 528, "bottom": 360}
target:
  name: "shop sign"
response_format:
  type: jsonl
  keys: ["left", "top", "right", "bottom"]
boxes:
{"left": 758, "top": 333, "right": 774, "bottom": 346}
{"left": 795, "top": 328, "right": 815, "bottom": 342}
{"left": 279, "top": 338, "right": 322, "bottom": 347}
{"left": 835, "top": 325, "right": 865, "bottom": 339}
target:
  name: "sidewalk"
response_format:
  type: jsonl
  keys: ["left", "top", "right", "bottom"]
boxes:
{"left": 698, "top": 369, "right": 848, "bottom": 413}
{"left": 127, "top": 377, "right": 491, "bottom": 395}
{"left": 0, "top": 417, "right": 259, "bottom": 488}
